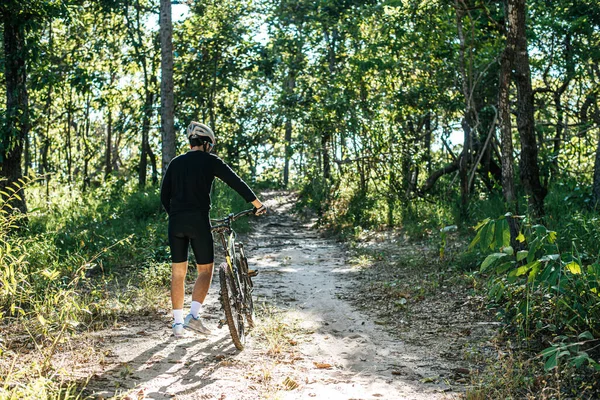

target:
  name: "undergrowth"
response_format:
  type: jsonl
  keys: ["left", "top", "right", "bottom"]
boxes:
{"left": 0, "top": 176, "right": 250, "bottom": 399}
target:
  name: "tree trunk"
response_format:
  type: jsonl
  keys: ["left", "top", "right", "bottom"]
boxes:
{"left": 283, "top": 68, "right": 296, "bottom": 187}
{"left": 588, "top": 92, "right": 600, "bottom": 207}
{"left": 1, "top": 15, "right": 29, "bottom": 213}
{"left": 592, "top": 130, "right": 600, "bottom": 209}
{"left": 455, "top": 1, "right": 475, "bottom": 215}
{"left": 106, "top": 108, "right": 112, "bottom": 179}
{"left": 283, "top": 118, "right": 292, "bottom": 186}
{"left": 65, "top": 90, "right": 73, "bottom": 184}
{"left": 499, "top": 11, "right": 520, "bottom": 246}
{"left": 509, "top": 0, "right": 546, "bottom": 218}
{"left": 499, "top": 59, "right": 516, "bottom": 206}
{"left": 160, "top": 0, "right": 176, "bottom": 174}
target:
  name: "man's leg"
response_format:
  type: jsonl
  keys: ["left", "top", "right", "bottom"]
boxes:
{"left": 192, "top": 263, "right": 214, "bottom": 305}
{"left": 171, "top": 261, "right": 188, "bottom": 310}
{"left": 184, "top": 263, "right": 213, "bottom": 335}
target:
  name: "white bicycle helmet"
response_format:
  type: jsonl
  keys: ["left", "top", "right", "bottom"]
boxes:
{"left": 187, "top": 121, "right": 216, "bottom": 144}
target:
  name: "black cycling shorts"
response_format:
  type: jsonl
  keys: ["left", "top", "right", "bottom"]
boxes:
{"left": 168, "top": 212, "right": 214, "bottom": 264}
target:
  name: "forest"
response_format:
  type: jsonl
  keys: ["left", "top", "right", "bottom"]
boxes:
{"left": 1, "top": 0, "right": 600, "bottom": 398}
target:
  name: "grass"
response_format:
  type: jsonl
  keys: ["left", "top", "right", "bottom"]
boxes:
{"left": 0, "top": 176, "right": 252, "bottom": 399}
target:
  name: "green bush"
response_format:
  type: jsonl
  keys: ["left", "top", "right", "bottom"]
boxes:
{"left": 470, "top": 214, "right": 600, "bottom": 374}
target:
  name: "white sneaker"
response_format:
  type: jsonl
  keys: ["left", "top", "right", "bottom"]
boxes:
{"left": 172, "top": 322, "right": 185, "bottom": 338}
{"left": 184, "top": 314, "right": 211, "bottom": 335}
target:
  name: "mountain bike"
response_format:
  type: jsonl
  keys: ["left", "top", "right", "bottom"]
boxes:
{"left": 211, "top": 209, "right": 256, "bottom": 350}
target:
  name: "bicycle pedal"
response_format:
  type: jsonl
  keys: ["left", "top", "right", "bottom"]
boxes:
{"left": 248, "top": 269, "right": 258, "bottom": 277}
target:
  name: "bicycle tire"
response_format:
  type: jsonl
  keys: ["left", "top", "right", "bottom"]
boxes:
{"left": 237, "top": 244, "right": 255, "bottom": 329}
{"left": 219, "top": 262, "right": 245, "bottom": 350}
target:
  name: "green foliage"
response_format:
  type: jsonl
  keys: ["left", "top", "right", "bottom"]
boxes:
{"left": 1, "top": 177, "right": 250, "bottom": 397}
{"left": 470, "top": 214, "right": 600, "bottom": 377}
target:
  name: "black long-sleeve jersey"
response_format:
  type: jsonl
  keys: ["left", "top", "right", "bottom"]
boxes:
{"left": 160, "top": 151, "right": 257, "bottom": 216}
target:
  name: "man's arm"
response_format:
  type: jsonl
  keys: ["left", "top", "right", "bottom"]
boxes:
{"left": 213, "top": 156, "right": 258, "bottom": 203}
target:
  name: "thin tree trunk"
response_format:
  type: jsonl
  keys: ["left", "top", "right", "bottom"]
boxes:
{"left": 160, "top": 0, "right": 175, "bottom": 174}
{"left": 147, "top": 140, "right": 158, "bottom": 185}
{"left": 283, "top": 118, "right": 292, "bottom": 186}
{"left": 24, "top": 126, "right": 30, "bottom": 176}
{"left": 587, "top": 91, "right": 600, "bottom": 207}
{"left": 455, "top": 1, "right": 474, "bottom": 215}
{"left": 1, "top": 14, "right": 28, "bottom": 213}
{"left": 65, "top": 90, "right": 73, "bottom": 184}
{"left": 106, "top": 108, "right": 112, "bottom": 179}
{"left": 82, "top": 93, "right": 93, "bottom": 191}
{"left": 283, "top": 68, "right": 296, "bottom": 187}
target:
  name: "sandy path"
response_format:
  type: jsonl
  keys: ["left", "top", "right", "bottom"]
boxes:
{"left": 88, "top": 193, "right": 459, "bottom": 400}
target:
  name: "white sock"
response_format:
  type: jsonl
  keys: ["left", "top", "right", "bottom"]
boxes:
{"left": 173, "top": 309, "right": 184, "bottom": 325}
{"left": 190, "top": 301, "right": 202, "bottom": 318}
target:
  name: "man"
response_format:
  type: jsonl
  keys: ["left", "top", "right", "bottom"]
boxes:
{"left": 160, "top": 122, "right": 266, "bottom": 337}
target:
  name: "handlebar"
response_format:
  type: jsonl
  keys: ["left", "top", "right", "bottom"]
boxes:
{"left": 211, "top": 209, "right": 255, "bottom": 232}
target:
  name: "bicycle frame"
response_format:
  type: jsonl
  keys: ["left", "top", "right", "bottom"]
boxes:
{"left": 211, "top": 209, "right": 254, "bottom": 302}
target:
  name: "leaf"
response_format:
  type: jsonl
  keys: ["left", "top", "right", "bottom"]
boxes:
{"left": 548, "top": 231, "right": 557, "bottom": 244}
{"left": 495, "top": 261, "right": 515, "bottom": 274}
{"left": 495, "top": 219, "right": 506, "bottom": 249}
{"left": 570, "top": 354, "right": 590, "bottom": 369}
{"left": 565, "top": 261, "right": 582, "bottom": 275}
{"left": 478, "top": 223, "right": 490, "bottom": 252}
{"left": 539, "top": 254, "right": 560, "bottom": 262}
{"left": 481, "top": 253, "right": 507, "bottom": 272}
{"left": 540, "top": 346, "right": 559, "bottom": 357}
{"left": 38, "top": 314, "right": 47, "bottom": 326}
{"left": 517, "top": 250, "right": 529, "bottom": 262}
{"left": 483, "top": 222, "right": 496, "bottom": 250}
{"left": 544, "top": 352, "right": 558, "bottom": 371}
{"left": 313, "top": 362, "right": 332, "bottom": 369}
{"left": 528, "top": 261, "right": 541, "bottom": 283}
{"left": 502, "top": 246, "right": 514, "bottom": 255}
{"left": 468, "top": 226, "right": 483, "bottom": 251}
{"left": 578, "top": 331, "right": 594, "bottom": 340}
{"left": 533, "top": 224, "right": 547, "bottom": 235}
{"left": 510, "top": 261, "right": 540, "bottom": 277}
{"left": 473, "top": 218, "right": 491, "bottom": 231}
{"left": 516, "top": 233, "right": 525, "bottom": 243}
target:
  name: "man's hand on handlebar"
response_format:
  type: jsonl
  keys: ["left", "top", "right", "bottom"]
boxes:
{"left": 251, "top": 199, "right": 267, "bottom": 216}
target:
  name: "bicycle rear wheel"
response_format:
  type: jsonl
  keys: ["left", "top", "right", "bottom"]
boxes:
{"left": 219, "top": 262, "right": 245, "bottom": 350}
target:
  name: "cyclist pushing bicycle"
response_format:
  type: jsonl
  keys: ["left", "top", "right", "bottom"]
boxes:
{"left": 160, "top": 122, "right": 266, "bottom": 338}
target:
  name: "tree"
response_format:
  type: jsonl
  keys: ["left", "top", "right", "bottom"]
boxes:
{"left": 509, "top": 0, "right": 546, "bottom": 217}
{"left": 1, "top": 10, "right": 29, "bottom": 213}
{"left": 160, "top": 0, "right": 175, "bottom": 174}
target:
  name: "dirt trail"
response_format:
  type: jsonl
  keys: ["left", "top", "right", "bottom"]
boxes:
{"left": 88, "top": 192, "right": 466, "bottom": 400}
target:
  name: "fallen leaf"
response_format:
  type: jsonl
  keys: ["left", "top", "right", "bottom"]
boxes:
{"left": 313, "top": 362, "right": 332, "bottom": 369}
{"left": 391, "top": 370, "right": 404, "bottom": 376}
{"left": 282, "top": 376, "right": 299, "bottom": 390}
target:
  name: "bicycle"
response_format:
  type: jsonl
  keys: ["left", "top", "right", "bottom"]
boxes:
{"left": 211, "top": 209, "right": 257, "bottom": 350}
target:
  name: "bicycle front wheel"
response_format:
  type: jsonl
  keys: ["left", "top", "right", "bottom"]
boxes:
{"left": 237, "top": 244, "right": 255, "bottom": 329}
{"left": 219, "top": 262, "right": 245, "bottom": 350}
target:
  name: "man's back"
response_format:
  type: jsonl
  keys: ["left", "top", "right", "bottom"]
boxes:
{"left": 161, "top": 151, "right": 256, "bottom": 216}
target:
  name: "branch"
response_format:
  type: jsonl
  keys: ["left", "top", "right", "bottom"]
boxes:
{"left": 419, "top": 158, "right": 460, "bottom": 194}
